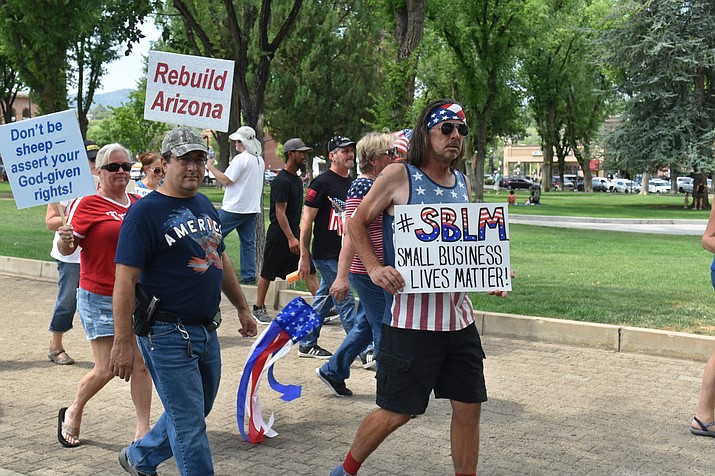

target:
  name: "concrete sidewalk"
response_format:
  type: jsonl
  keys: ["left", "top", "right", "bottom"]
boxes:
{"left": 1, "top": 273, "right": 714, "bottom": 475}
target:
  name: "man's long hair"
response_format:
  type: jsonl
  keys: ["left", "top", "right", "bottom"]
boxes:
{"left": 407, "top": 98, "right": 466, "bottom": 169}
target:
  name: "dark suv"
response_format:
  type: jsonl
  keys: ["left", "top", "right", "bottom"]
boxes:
{"left": 500, "top": 176, "right": 536, "bottom": 189}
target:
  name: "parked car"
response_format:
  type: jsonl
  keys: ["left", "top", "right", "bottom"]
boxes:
{"left": 677, "top": 177, "right": 694, "bottom": 194}
{"left": 550, "top": 176, "right": 575, "bottom": 191}
{"left": 264, "top": 170, "right": 277, "bottom": 184}
{"left": 500, "top": 175, "right": 536, "bottom": 189}
{"left": 648, "top": 179, "right": 671, "bottom": 193}
{"left": 610, "top": 179, "right": 640, "bottom": 193}
{"left": 130, "top": 162, "right": 143, "bottom": 181}
{"left": 577, "top": 177, "right": 610, "bottom": 192}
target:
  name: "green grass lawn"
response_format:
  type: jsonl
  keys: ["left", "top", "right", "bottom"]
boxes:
{"left": 2, "top": 183, "right": 714, "bottom": 334}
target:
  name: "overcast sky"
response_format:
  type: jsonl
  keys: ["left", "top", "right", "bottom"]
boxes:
{"left": 97, "top": 16, "right": 161, "bottom": 94}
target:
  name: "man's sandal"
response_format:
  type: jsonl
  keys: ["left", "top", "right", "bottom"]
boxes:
{"left": 48, "top": 349, "right": 75, "bottom": 365}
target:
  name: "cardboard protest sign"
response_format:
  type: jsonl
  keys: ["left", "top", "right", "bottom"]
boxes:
{"left": 393, "top": 203, "right": 511, "bottom": 293}
{"left": 0, "top": 110, "right": 96, "bottom": 209}
{"left": 144, "top": 51, "right": 235, "bottom": 132}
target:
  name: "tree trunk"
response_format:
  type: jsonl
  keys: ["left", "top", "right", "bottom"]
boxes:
{"left": 390, "top": 0, "right": 425, "bottom": 125}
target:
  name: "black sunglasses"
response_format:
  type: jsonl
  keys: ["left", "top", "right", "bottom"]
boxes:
{"left": 440, "top": 122, "right": 469, "bottom": 137}
{"left": 101, "top": 162, "right": 132, "bottom": 172}
{"left": 385, "top": 147, "right": 397, "bottom": 158}
{"left": 151, "top": 167, "right": 164, "bottom": 175}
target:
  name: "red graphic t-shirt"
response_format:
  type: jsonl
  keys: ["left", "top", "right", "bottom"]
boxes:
{"left": 67, "top": 193, "right": 139, "bottom": 296}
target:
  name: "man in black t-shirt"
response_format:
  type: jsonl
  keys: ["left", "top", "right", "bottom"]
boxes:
{"left": 297, "top": 135, "right": 357, "bottom": 358}
{"left": 252, "top": 138, "right": 319, "bottom": 323}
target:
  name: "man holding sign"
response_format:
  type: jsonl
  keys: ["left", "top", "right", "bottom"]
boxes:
{"left": 330, "top": 99, "right": 506, "bottom": 476}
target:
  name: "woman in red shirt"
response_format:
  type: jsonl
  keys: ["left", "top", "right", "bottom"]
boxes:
{"left": 56, "top": 143, "right": 152, "bottom": 447}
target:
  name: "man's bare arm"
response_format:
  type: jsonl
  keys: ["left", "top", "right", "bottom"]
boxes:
{"left": 111, "top": 264, "right": 141, "bottom": 381}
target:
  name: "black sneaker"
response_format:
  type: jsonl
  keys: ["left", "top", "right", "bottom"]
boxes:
{"left": 323, "top": 307, "right": 340, "bottom": 324}
{"left": 252, "top": 305, "right": 272, "bottom": 324}
{"left": 297, "top": 344, "right": 332, "bottom": 359}
{"left": 359, "top": 349, "right": 376, "bottom": 370}
{"left": 316, "top": 368, "right": 353, "bottom": 397}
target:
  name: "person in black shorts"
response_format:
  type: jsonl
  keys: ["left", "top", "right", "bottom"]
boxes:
{"left": 252, "top": 138, "right": 320, "bottom": 323}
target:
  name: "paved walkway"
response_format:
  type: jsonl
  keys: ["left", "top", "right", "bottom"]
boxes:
{"left": 1, "top": 274, "right": 714, "bottom": 475}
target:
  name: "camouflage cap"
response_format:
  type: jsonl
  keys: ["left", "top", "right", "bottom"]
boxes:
{"left": 161, "top": 127, "right": 208, "bottom": 157}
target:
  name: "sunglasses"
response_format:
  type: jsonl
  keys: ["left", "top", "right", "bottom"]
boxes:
{"left": 439, "top": 122, "right": 469, "bottom": 137}
{"left": 151, "top": 167, "right": 164, "bottom": 175}
{"left": 385, "top": 147, "right": 397, "bottom": 158}
{"left": 101, "top": 162, "right": 132, "bottom": 172}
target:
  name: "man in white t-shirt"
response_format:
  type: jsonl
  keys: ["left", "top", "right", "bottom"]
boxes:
{"left": 207, "top": 126, "right": 265, "bottom": 284}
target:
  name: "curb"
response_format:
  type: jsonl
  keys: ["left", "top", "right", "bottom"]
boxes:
{"left": 3, "top": 255, "right": 713, "bottom": 363}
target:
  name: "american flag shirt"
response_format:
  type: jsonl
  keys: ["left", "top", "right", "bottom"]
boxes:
{"left": 382, "top": 163, "right": 475, "bottom": 331}
{"left": 345, "top": 177, "right": 383, "bottom": 274}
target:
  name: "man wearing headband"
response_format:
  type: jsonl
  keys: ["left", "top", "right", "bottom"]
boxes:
{"left": 330, "top": 99, "right": 502, "bottom": 476}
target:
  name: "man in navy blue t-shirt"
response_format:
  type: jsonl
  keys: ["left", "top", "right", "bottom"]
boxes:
{"left": 110, "top": 127, "right": 257, "bottom": 476}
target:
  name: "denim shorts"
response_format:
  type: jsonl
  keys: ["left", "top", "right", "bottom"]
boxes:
{"left": 77, "top": 288, "right": 115, "bottom": 340}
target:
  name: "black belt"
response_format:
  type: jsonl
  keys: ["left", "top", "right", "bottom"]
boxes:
{"left": 154, "top": 311, "right": 212, "bottom": 326}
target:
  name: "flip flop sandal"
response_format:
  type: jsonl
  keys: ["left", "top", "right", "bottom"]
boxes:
{"left": 57, "top": 407, "right": 81, "bottom": 447}
{"left": 690, "top": 416, "right": 715, "bottom": 437}
{"left": 48, "top": 349, "right": 75, "bottom": 365}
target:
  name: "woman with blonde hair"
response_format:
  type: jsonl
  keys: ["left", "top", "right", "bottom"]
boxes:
{"left": 56, "top": 143, "right": 152, "bottom": 447}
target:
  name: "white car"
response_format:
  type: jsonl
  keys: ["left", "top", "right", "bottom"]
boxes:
{"left": 677, "top": 177, "right": 694, "bottom": 194}
{"left": 648, "top": 179, "right": 671, "bottom": 193}
{"left": 610, "top": 179, "right": 639, "bottom": 193}
{"left": 130, "top": 163, "right": 143, "bottom": 181}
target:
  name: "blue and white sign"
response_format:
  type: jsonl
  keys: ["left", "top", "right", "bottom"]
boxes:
{"left": 0, "top": 110, "right": 96, "bottom": 209}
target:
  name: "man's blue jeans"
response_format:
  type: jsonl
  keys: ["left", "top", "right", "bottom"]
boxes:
{"left": 218, "top": 209, "right": 257, "bottom": 282}
{"left": 48, "top": 261, "right": 79, "bottom": 333}
{"left": 320, "top": 272, "right": 387, "bottom": 381}
{"left": 300, "top": 258, "right": 356, "bottom": 348}
{"left": 128, "top": 321, "right": 221, "bottom": 476}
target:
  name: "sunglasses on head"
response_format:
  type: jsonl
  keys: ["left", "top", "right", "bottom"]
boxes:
{"left": 101, "top": 162, "right": 132, "bottom": 172}
{"left": 439, "top": 122, "right": 469, "bottom": 137}
{"left": 151, "top": 167, "right": 164, "bottom": 175}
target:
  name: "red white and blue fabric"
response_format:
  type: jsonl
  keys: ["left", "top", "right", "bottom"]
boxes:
{"left": 328, "top": 196, "right": 347, "bottom": 236}
{"left": 236, "top": 297, "right": 321, "bottom": 443}
{"left": 427, "top": 103, "right": 467, "bottom": 129}
{"left": 392, "top": 128, "right": 413, "bottom": 155}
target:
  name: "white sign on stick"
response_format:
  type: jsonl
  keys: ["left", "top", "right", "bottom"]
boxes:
{"left": 393, "top": 203, "right": 512, "bottom": 293}
{"left": 0, "top": 110, "right": 97, "bottom": 209}
{"left": 144, "top": 51, "right": 235, "bottom": 132}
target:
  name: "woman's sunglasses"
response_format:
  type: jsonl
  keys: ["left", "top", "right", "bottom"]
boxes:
{"left": 101, "top": 162, "right": 132, "bottom": 172}
{"left": 440, "top": 122, "right": 469, "bottom": 137}
{"left": 151, "top": 167, "right": 164, "bottom": 175}
{"left": 385, "top": 147, "right": 397, "bottom": 158}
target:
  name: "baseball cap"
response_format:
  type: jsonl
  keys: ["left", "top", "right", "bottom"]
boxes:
{"left": 161, "top": 127, "right": 208, "bottom": 156}
{"left": 284, "top": 138, "right": 312, "bottom": 153}
{"left": 228, "top": 126, "right": 262, "bottom": 156}
{"left": 327, "top": 135, "right": 355, "bottom": 153}
{"left": 84, "top": 140, "right": 99, "bottom": 161}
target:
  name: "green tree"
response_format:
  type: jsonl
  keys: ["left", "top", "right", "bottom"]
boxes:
{"left": 428, "top": 0, "right": 527, "bottom": 201}
{"left": 264, "top": 0, "right": 384, "bottom": 154}
{"left": 0, "top": 44, "right": 21, "bottom": 124}
{"left": 70, "top": 0, "right": 152, "bottom": 137}
{"left": 0, "top": 0, "right": 76, "bottom": 113}
{"left": 160, "top": 0, "right": 304, "bottom": 169}
{"left": 600, "top": 0, "right": 715, "bottom": 200}
{"left": 521, "top": 0, "right": 593, "bottom": 191}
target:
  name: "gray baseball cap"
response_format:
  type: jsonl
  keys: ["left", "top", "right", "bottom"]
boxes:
{"left": 161, "top": 127, "right": 208, "bottom": 156}
{"left": 284, "top": 138, "right": 312, "bottom": 153}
